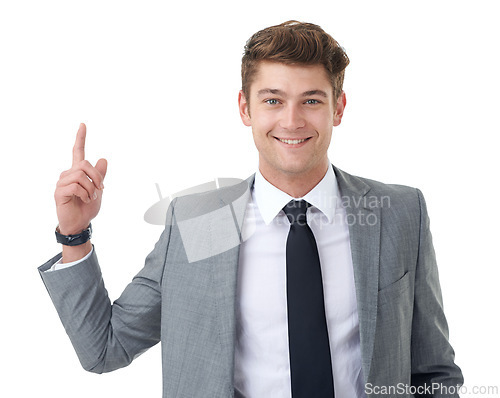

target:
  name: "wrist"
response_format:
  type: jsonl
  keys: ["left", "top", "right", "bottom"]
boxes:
{"left": 62, "top": 241, "right": 92, "bottom": 264}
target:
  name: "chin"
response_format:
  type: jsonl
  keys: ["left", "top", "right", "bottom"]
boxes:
{"left": 277, "top": 160, "right": 313, "bottom": 176}
{"left": 260, "top": 152, "right": 320, "bottom": 177}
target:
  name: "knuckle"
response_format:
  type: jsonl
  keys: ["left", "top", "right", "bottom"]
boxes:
{"left": 76, "top": 170, "right": 87, "bottom": 179}
{"left": 71, "top": 184, "right": 83, "bottom": 196}
{"left": 56, "top": 173, "right": 69, "bottom": 187}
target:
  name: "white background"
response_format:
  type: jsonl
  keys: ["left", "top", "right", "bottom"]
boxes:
{"left": 1, "top": 0, "right": 499, "bottom": 396}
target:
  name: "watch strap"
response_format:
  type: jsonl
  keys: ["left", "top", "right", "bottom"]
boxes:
{"left": 55, "top": 223, "right": 92, "bottom": 246}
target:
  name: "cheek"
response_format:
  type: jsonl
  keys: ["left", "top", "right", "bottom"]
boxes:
{"left": 253, "top": 114, "right": 276, "bottom": 136}
{"left": 311, "top": 112, "right": 334, "bottom": 135}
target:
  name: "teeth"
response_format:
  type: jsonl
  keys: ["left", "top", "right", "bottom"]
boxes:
{"left": 278, "top": 138, "right": 307, "bottom": 145}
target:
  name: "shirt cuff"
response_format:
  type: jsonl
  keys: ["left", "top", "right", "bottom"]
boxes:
{"left": 47, "top": 247, "right": 94, "bottom": 272}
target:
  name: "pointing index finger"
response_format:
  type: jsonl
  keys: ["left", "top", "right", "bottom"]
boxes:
{"left": 72, "top": 123, "right": 86, "bottom": 166}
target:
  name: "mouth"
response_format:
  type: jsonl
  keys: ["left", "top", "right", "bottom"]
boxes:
{"left": 274, "top": 137, "right": 312, "bottom": 145}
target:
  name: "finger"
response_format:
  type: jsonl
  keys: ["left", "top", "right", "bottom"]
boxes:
{"left": 72, "top": 123, "right": 86, "bottom": 166}
{"left": 95, "top": 158, "right": 108, "bottom": 182}
{"left": 77, "top": 159, "right": 105, "bottom": 190}
{"left": 57, "top": 169, "right": 97, "bottom": 201}
{"left": 55, "top": 182, "right": 93, "bottom": 205}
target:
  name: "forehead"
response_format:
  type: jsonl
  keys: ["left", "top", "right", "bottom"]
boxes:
{"left": 251, "top": 61, "right": 333, "bottom": 97}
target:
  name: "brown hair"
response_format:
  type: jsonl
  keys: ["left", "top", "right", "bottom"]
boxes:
{"left": 241, "top": 20, "right": 349, "bottom": 100}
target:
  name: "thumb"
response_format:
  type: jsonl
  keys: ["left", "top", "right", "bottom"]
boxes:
{"left": 95, "top": 158, "right": 108, "bottom": 180}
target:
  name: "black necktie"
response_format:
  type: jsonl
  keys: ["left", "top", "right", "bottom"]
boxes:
{"left": 283, "top": 200, "right": 334, "bottom": 397}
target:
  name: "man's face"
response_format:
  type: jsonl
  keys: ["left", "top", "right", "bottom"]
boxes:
{"left": 238, "top": 61, "right": 346, "bottom": 182}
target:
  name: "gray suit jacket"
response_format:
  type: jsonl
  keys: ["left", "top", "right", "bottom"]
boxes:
{"left": 39, "top": 165, "right": 463, "bottom": 397}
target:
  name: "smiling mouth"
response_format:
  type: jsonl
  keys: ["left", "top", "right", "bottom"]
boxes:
{"left": 275, "top": 137, "right": 311, "bottom": 145}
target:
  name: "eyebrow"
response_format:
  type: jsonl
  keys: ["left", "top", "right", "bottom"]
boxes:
{"left": 256, "top": 88, "right": 329, "bottom": 98}
{"left": 302, "top": 90, "right": 328, "bottom": 98}
{"left": 257, "top": 88, "right": 285, "bottom": 97}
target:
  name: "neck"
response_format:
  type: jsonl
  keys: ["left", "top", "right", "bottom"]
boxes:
{"left": 259, "top": 160, "right": 330, "bottom": 198}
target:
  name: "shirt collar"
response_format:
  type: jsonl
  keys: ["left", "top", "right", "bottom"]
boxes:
{"left": 253, "top": 163, "right": 340, "bottom": 225}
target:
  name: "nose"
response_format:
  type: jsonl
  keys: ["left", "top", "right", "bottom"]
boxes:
{"left": 279, "top": 104, "right": 306, "bottom": 130}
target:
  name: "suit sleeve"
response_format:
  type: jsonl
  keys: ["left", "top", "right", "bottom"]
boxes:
{"left": 38, "top": 199, "right": 176, "bottom": 373}
{"left": 410, "top": 189, "right": 464, "bottom": 396}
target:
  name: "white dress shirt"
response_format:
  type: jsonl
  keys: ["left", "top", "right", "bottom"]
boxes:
{"left": 234, "top": 165, "right": 366, "bottom": 398}
{"left": 49, "top": 165, "right": 367, "bottom": 397}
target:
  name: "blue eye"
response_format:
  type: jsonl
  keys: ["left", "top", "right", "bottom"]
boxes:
{"left": 265, "top": 99, "right": 280, "bottom": 105}
{"left": 305, "top": 99, "right": 319, "bottom": 104}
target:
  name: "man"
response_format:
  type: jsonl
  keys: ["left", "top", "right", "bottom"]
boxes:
{"left": 39, "top": 21, "right": 463, "bottom": 397}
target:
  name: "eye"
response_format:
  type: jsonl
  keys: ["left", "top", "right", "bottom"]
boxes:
{"left": 265, "top": 99, "right": 280, "bottom": 105}
{"left": 305, "top": 99, "right": 320, "bottom": 105}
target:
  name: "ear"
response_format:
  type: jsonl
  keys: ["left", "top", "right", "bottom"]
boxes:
{"left": 333, "top": 91, "right": 347, "bottom": 127}
{"left": 238, "top": 90, "right": 252, "bottom": 126}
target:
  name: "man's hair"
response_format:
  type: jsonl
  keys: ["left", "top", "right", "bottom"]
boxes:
{"left": 241, "top": 20, "right": 350, "bottom": 101}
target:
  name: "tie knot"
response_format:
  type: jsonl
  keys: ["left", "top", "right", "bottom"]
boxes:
{"left": 283, "top": 200, "right": 310, "bottom": 225}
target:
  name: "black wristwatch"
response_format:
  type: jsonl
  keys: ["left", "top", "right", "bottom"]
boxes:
{"left": 55, "top": 223, "right": 92, "bottom": 246}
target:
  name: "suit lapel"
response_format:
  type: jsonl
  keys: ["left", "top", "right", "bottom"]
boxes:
{"left": 333, "top": 165, "right": 381, "bottom": 382}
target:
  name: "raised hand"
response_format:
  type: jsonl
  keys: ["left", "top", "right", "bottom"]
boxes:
{"left": 55, "top": 123, "right": 107, "bottom": 235}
